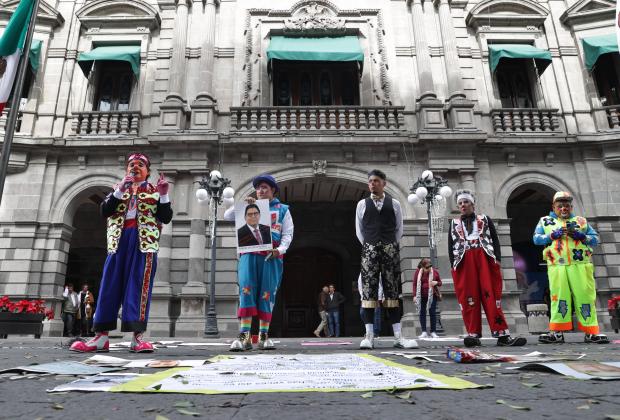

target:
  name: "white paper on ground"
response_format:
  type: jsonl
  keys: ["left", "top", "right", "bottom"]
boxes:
{"left": 124, "top": 359, "right": 207, "bottom": 368}
{"left": 48, "top": 373, "right": 143, "bottom": 392}
{"left": 508, "top": 361, "right": 620, "bottom": 379}
{"left": 381, "top": 351, "right": 450, "bottom": 363}
{"left": 82, "top": 355, "right": 130, "bottom": 367}
{"left": 0, "top": 361, "right": 123, "bottom": 375}
{"left": 145, "top": 353, "right": 453, "bottom": 393}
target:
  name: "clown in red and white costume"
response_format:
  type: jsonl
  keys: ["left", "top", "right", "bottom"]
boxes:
{"left": 448, "top": 190, "right": 526, "bottom": 347}
{"left": 70, "top": 153, "right": 172, "bottom": 353}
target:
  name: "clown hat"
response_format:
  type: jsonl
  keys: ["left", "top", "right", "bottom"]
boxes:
{"left": 252, "top": 174, "right": 279, "bottom": 193}
{"left": 552, "top": 191, "right": 573, "bottom": 203}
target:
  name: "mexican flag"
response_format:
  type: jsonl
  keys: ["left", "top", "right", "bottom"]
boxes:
{"left": 0, "top": 0, "right": 35, "bottom": 115}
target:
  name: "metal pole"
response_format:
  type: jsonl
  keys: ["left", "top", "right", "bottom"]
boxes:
{"left": 0, "top": 0, "right": 41, "bottom": 206}
{"left": 427, "top": 195, "right": 438, "bottom": 268}
{"left": 205, "top": 196, "right": 220, "bottom": 336}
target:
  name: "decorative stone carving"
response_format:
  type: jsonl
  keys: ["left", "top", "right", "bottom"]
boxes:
{"left": 312, "top": 160, "right": 327, "bottom": 176}
{"left": 284, "top": 2, "right": 345, "bottom": 34}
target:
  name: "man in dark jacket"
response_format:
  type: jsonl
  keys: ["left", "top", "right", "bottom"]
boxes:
{"left": 313, "top": 286, "right": 330, "bottom": 337}
{"left": 326, "top": 284, "right": 345, "bottom": 337}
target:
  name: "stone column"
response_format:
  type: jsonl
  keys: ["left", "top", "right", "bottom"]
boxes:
{"left": 410, "top": 0, "right": 445, "bottom": 129}
{"left": 434, "top": 0, "right": 476, "bottom": 128}
{"left": 191, "top": 0, "right": 218, "bottom": 130}
{"left": 434, "top": 0, "right": 463, "bottom": 98}
{"left": 410, "top": 0, "right": 434, "bottom": 96}
{"left": 149, "top": 174, "right": 175, "bottom": 337}
{"left": 175, "top": 175, "right": 208, "bottom": 336}
{"left": 159, "top": 0, "right": 191, "bottom": 130}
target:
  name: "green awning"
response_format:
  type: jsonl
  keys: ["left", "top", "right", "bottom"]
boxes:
{"left": 488, "top": 44, "right": 552, "bottom": 73}
{"left": 29, "top": 39, "right": 41, "bottom": 72}
{"left": 267, "top": 36, "right": 364, "bottom": 62}
{"left": 582, "top": 34, "right": 618, "bottom": 71}
{"left": 77, "top": 46, "right": 141, "bottom": 77}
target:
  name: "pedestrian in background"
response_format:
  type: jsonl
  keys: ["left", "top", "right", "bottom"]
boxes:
{"left": 413, "top": 258, "right": 442, "bottom": 339}
{"left": 326, "top": 284, "right": 345, "bottom": 337}
{"left": 313, "top": 285, "right": 329, "bottom": 337}
{"left": 77, "top": 283, "right": 95, "bottom": 337}
{"left": 62, "top": 283, "right": 79, "bottom": 337}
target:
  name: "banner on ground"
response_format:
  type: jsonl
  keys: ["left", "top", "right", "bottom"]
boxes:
{"left": 108, "top": 353, "right": 482, "bottom": 394}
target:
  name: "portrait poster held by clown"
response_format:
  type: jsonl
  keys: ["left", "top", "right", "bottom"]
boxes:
{"left": 224, "top": 174, "right": 294, "bottom": 351}
{"left": 533, "top": 191, "right": 609, "bottom": 344}
{"left": 70, "top": 153, "right": 173, "bottom": 353}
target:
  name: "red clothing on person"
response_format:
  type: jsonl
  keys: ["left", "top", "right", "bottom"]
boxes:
{"left": 412, "top": 268, "right": 442, "bottom": 298}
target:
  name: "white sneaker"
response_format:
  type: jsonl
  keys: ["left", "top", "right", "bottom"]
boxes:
{"left": 394, "top": 336, "right": 418, "bottom": 349}
{"left": 418, "top": 332, "right": 429, "bottom": 339}
{"left": 430, "top": 332, "right": 440, "bottom": 339}
{"left": 359, "top": 334, "right": 374, "bottom": 350}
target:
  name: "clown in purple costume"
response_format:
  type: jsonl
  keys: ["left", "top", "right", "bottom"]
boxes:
{"left": 70, "top": 153, "right": 173, "bottom": 353}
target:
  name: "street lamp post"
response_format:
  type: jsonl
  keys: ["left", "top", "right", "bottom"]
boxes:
{"left": 195, "top": 170, "right": 235, "bottom": 337}
{"left": 408, "top": 170, "right": 453, "bottom": 269}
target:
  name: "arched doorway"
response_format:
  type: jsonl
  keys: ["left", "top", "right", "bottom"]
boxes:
{"left": 65, "top": 187, "right": 111, "bottom": 300}
{"left": 507, "top": 184, "right": 555, "bottom": 313}
{"left": 269, "top": 177, "right": 368, "bottom": 337}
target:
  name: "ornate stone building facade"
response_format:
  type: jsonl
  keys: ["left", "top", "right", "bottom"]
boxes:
{"left": 0, "top": 0, "right": 618, "bottom": 337}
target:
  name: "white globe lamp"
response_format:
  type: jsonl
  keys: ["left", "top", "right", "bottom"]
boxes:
{"left": 415, "top": 186, "right": 428, "bottom": 200}
{"left": 421, "top": 170, "right": 434, "bottom": 181}
{"left": 196, "top": 188, "right": 209, "bottom": 201}
{"left": 210, "top": 170, "right": 222, "bottom": 181}
{"left": 222, "top": 187, "right": 235, "bottom": 199}
{"left": 439, "top": 185, "right": 453, "bottom": 198}
{"left": 408, "top": 193, "right": 420, "bottom": 205}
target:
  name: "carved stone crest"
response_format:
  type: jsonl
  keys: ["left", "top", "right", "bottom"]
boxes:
{"left": 312, "top": 159, "right": 327, "bottom": 176}
{"left": 284, "top": 2, "right": 345, "bottom": 34}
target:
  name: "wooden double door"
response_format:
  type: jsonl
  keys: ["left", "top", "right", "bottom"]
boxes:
{"left": 270, "top": 247, "right": 342, "bottom": 337}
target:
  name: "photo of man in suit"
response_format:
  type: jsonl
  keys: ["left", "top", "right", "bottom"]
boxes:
{"left": 237, "top": 204, "right": 271, "bottom": 247}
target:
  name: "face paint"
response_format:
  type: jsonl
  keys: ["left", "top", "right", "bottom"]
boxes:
{"left": 458, "top": 199, "right": 474, "bottom": 216}
{"left": 127, "top": 159, "right": 149, "bottom": 183}
{"left": 255, "top": 182, "right": 275, "bottom": 200}
{"left": 553, "top": 201, "right": 572, "bottom": 219}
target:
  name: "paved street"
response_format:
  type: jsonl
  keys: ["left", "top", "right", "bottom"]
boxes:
{"left": 0, "top": 333, "right": 619, "bottom": 420}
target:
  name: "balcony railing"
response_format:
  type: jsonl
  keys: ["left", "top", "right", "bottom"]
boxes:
{"left": 600, "top": 105, "right": 620, "bottom": 129}
{"left": 230, "top": 106, "right": 406, "bottom": 132}
{"left": 491, "top": 108, "right": 561, "bottom": 133}
{"left": 71, "top": 111, "right": 140, "bottom": 136}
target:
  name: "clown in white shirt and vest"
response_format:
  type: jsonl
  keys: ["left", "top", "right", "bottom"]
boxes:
{"left": 448, "top": 190, "right": 527, "bottom": 347}
{"left": 70, "top": 153, "right": 173, "bottom": 353}
{"left": 356, "top": 169, "right": 417, "bottom": 350}
{"left": 533, "top": 191, "right": 609, "bottom": 344}
{"left": 224, "top": 174, "right": 294, "bottom": 351}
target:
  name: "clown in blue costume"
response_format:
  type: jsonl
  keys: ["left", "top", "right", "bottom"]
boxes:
{"left": 224, "top": 174, "right": 294, "bottom": 351}
{"left": 70, "top": 153, "right": 173, "bottom": 353}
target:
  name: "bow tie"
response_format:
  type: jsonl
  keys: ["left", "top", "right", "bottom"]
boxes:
{"left": 370, "top": 194, "right": 384, "bottom": 201}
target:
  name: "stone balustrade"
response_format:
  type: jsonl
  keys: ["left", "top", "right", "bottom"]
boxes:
{"left": 229, "top": 106, "right": 406, "bottom": 132}
{"left": 491, "top": 108, "right": 561, "bottom": 133}
{"left": 71, "top": 111, "right": 140, "bottom": 136}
